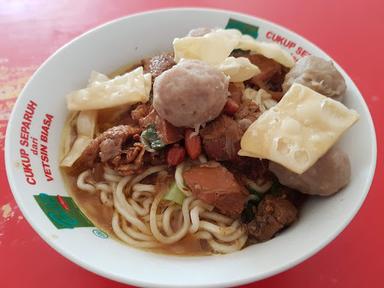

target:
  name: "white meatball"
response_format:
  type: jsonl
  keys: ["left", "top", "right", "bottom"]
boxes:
{"left": 153, "top": 60, "right": 229, "bottom": 128}
{"left": 269, "top": 147, "right": 351, "bottom": 196}
{"left": 283, "top": 56, "right": 346, "bottom": 101}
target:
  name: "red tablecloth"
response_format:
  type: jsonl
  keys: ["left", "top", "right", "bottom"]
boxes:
{"left": 0, "top": 1, "right": 383, "bottom": 287}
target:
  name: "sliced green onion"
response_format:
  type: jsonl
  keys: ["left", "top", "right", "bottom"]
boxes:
{"left": 163, "top": 182, "right": 186, "bottom": 205}
{"left": 140, "top": 124, "right": 165, "bottom": 151}
{"left": 248, "top": 193, "right": 261, "bottom": 203}
{"left": 150, "top": 139, "right": 165, "bottom": 150}
{"left": 241, "top": 199, "right": 259, "bottom": 223}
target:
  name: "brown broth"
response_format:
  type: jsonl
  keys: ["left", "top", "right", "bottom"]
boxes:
{"left": 62, "top": 171, "right": 211, "bottom": 256}
{"left": 63, "top": 172, "right": 114, "bottom": 234}
{"left": 108, "top": 62, "right": 142, "bottom": 78}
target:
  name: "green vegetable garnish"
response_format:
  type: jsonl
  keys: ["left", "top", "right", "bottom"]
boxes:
{"left": 241, "top": 179, "right": 284, "bottom": 223}
{"left": 248, "top": 192, "right": 261, "bottom": 202}
{"left": 141, "top": 124, "right": 165, "bottom": 150}
{"left": 270, "top": 180, "right": 281, "bottom": 195}
{"left": 163, "top": 182, "right": 185, "bottom": 205}
{"left": 150, "top": 139, "right": 165, "bottom": 150}
{"left": 247, "top": 186, "right": 263, "bottom": 197}
{"left": 241, "top": 186, "right": 263, "bottom": 223}
{"left": 241, "top": 199, "right": 260, "bottom": 223}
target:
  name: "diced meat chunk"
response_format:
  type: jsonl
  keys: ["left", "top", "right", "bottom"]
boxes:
{"left": 246, "top": 54, "right": 288, "bottom": 101}
{"left": 97, "top": 126, "right": 141, "bottom": 165}
{"left": 111, "top": 143, "right": 146, "bottom": 175}
{"left": 99, "top": 138, "right": 121, "bottom": 162}
{"left": 230, "top": 49, "right": 251, "bottom": 58}
{"left": 200, "top": 115, "right": 243, "bottom": 161}
{"left": 77, "top": 125, "right": 140, "bottom": 167}
{"left": 227, "top": 157, "right": 271, "bottom": 184}
{"left": 234, "top": 99, "right": 260, "bottom": 130}
{"left": 228, "top": 82, "right": 244, "bottom": 105}
{"left": 73, "top": 125, "right": 143, "bottom": 175}
{"left": 183, "top": 162, "right": 248, "bottom": 217}
{"left": 247, "top": 194, "right": 297, "bottom": 242}
{"left": 138, "top": 108, "right": 157, "bottom": 128}
{"left": 131, "top": 103, "right": 152, "bottom": 122}
{"left": 248, "top": 54, "right": 282, "bottom": 82}
{"left": 139, "top": 109, "right": 183, "bottom": 144}
{"left": 142, "top": 53, "right": 175, "bottom": 79}
{"left": 156, "top": 114, "right": 184, "bottom": 144}
{"left": 269, "top": 147, "right": 351, "bottom": 196}
{"left": 143, "top": 150, "right": 166, "bottom": 166}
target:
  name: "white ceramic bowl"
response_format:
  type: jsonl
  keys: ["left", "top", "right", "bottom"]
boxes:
{"left": 5, "top": 8, "right": 376, "bottom": 288}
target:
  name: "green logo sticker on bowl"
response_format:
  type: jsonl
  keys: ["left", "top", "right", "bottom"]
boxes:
{"left": 225, "top": 18, "right": 259, "bottom": 38}
{"left": 34, "top": 193, "right": 94, "bottom": 229}
{"left": 92, "top": 228, "right": 109, "bottom": 239}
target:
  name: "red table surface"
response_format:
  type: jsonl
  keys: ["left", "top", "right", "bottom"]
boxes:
{"left": 0, "top": 0, "right": 383, "bottom": 287}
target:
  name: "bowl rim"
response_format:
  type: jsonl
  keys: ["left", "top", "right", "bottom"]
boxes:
{"left": 4, "top": 7, "right": 377, "bottom": 288}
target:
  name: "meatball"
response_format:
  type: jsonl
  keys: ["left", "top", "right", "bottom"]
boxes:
{"left": 283, "top": 56, "right": 346, "bottom": 101}
{"left": 153, "top": 60, "right": 229, "bottom": 128}
{"left": 269, "top": 147, "right": 351, "bottom": 196}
